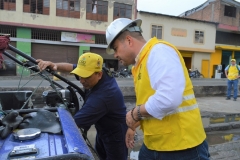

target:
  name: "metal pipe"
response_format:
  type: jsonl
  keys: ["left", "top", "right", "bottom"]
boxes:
{"left": 3, "top": 50, "right": 64, "bottom": 89}
{"left": 7, "top": 44, "right": 85, "bottom": 98}
{"left": 8, "top": 44, "right": 38, "bottom": 65}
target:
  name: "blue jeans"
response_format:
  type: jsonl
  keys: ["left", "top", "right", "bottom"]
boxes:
{"left": 139, "top": 140, "right": 210, "bottom": 160}
{"left": 227, "top": 79, "right": 239, "bottom": 99}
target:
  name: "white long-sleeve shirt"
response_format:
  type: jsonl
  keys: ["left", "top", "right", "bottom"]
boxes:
{"left": 139, "top": 43, "right": 185, "bottom": 120}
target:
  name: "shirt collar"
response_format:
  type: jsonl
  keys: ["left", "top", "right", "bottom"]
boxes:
{"left": 135, "top": 39, "right": 150, "bottom": 63}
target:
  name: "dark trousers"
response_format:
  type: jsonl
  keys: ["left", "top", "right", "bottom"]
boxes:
{"left": 95, "top": 134, "right": 128, "bottom": 160}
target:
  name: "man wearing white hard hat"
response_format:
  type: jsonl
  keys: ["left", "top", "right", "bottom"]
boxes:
{"left": 106, "top": 18, "right": 210, "bottom": 160}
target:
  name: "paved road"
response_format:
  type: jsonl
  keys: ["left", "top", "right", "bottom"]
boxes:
{"left": 1, "top": 76, "right": 240, "bottom": 159}
{"left": 0, "top": 77, "right": 236, "bottom": 87}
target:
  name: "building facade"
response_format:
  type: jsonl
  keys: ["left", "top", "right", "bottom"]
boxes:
{"left": 0, "top": 0, "right": 136, "bottom": 76}
{"left": 180, "top": 0, "right": 240, "bottom": 78}
{"left": 137, "top": 11, "right": 217, "bottom": 78}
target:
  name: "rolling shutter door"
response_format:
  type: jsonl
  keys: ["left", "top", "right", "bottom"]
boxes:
{"left": 32, "top": 44, "right": 79, "bottom": 64}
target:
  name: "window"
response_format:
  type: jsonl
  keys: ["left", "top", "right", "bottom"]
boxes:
{"left": 0, "top": 0, "right": 16, "bottom": 11}
{"left": 32, "top": 28, "right": 61, "bottom": 41}
{"left": 224, "top": 5, "right": 236, "bottom": 18}
{"left": 86, "top": 0, "right": 108, "bottom": 22}
{"left": 0, "top": 25, "right": 16, "bottom": 37}
{"left": 95, "top": 34, "right": 107, "bottom": 44}
{"left": 113, "top": 2, "right": 132, "bottom": 20}
{"left": 56, "top": 0, "right": 80, "bottom": 18}
{"left": 151, "top": 25, "right": 162, "bottom": 39}
{"left": 194, "top": 31, "right": 204, "bottom": 44}
{"left": 23, "top": 0, "right": 50, "bottom": 15}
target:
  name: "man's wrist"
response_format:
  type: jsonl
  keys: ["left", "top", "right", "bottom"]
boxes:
{"left": 131, "top": 107, "right": 139, "bottom": 122}
{"left": 129, "top": 127, "right": 136, "bottom": 132}
{"left": 137, "top": 106, "right": 143, "bottom": 120}
{"left": 51, "top": 63, "right": 56, "bottom": 69}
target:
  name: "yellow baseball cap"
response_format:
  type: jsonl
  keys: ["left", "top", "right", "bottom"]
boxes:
{"left": 231, "top": 59, "right": 236, "bottom": 62}
{"left": 71, "top": 52, "right": 103, "bottom": 78}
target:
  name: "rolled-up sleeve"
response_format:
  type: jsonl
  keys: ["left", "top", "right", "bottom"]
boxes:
{"left": 145, "top": 44, "right": 185, "bottom": 120}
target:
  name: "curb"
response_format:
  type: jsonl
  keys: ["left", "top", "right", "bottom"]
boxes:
{"left": 203, "top": 112, "right": 240, "bottom": 132}
{"left": 204, "top": 122, "right": 240, "bottom": 132}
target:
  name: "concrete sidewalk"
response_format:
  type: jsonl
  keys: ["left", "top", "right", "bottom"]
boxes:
{"left": 197, "top": 96, "right": 240, "bottom": 114}
{"left": 196, "top": 96, "right": 240, "bottom": 133}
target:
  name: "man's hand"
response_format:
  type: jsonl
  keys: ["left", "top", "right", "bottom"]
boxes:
{"left": 125, "top": 128, "right": 135, "bottom": 149}
{"left": 36, "top": 59, "right": 57, "bottom": 71}
{"left": 126, "top": 108, "right": 138, "bottom": 131}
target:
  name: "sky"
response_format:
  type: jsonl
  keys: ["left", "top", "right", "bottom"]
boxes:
{"left": 137, "top": 0, "right": 240, "bottom": 16}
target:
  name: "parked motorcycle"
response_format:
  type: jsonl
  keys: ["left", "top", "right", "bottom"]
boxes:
{"left": 111, "top": 70, "right": 121, "bottom": 78}
{"left": 119, "top": 68, "right": 132, "bottom": 78}
{"left": 188, "top": 68, "right": 204, "bottom": 78}
{"left": 106, "top": 68, "right": 132, "bottom": 78}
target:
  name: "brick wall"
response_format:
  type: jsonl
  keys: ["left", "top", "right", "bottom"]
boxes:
{"left": 185, "top": 0, "right": 240, "bottom": 26}
{"left": 202, "top": 4, "right": 214, "bottom": 21}
{"left": 187, "top": 9, "right": 204, "bottom": 20}
{"left": 219, "top": 4, "right": 239, "bottom": 26}
{"left": 213, "top": 0, "right": 221, "bottom": 22}
{"left": 186, "top": 0, "right": 221, "bottom": 22}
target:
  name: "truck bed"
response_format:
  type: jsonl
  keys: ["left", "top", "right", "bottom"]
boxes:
{"left": 0, "top": 108, "right": 94, "bottom": 160}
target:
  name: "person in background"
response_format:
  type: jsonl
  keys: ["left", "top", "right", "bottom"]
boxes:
{"left": 225, "top": 58, "right": 240, "bottom": 101}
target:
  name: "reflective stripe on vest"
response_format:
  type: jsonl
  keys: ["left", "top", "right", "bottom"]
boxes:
{"left": 168, "top": 103, "right": 198, "bottom": 116}
{"left": 142, "top": 103, "right": 198, "bottom": 120}
{"left": 182, "top": 94, "right": 195, "bottom": 101}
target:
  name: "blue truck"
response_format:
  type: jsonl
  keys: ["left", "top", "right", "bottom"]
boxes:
{"left": 0, "top": 35, "right": 95, "bottom": 160}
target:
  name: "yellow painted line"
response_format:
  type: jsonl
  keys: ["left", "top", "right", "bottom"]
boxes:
{"left": 210, "top": 117, "right": 240, "bottom": 123}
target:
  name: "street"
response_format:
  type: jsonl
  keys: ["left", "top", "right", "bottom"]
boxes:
{"left": 0, "top": 77, "right": 240, "bottom": 160}
{"left": 0, "top": 77, "right": 235, "bottom": 87}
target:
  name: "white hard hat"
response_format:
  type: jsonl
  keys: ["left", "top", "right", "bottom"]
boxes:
{"left": 106, "top": 18, "right": 142, "bottom": 54}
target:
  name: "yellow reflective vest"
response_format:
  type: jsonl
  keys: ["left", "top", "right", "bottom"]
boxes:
{"left": 227, "top": 65, "right": 239, "bottom": 80}
{"left": 132, "top": 37, "right": 206, "bottom": 151}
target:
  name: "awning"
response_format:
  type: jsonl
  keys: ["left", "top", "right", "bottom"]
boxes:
{"left": 215, "top": 45, "right": 240, "bottom": 51}
{"left": 180, "top": 51, "right": 193, "bottom": 57}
